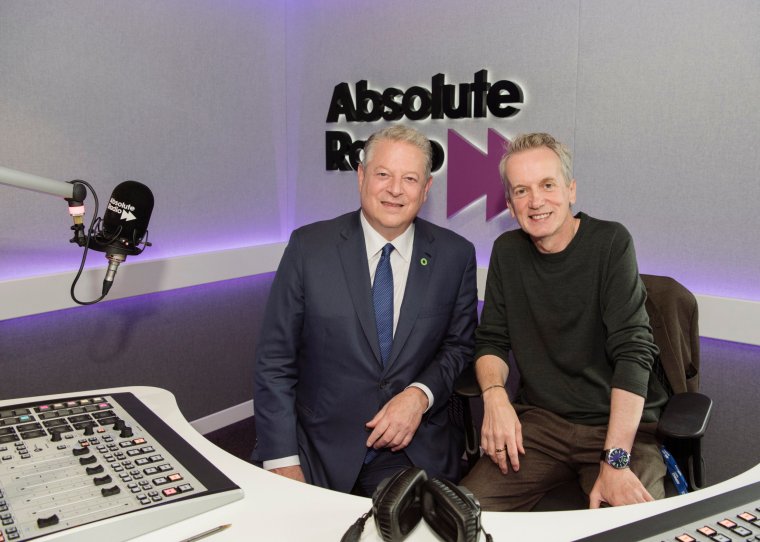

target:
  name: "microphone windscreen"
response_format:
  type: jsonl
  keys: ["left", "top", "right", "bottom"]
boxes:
{"left": 101, "top": 181, "right": 154, "bottom": 254}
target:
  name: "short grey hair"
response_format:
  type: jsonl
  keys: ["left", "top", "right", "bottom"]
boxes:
{"left": 362, "top": 125, "right": 433, "bottom": 179}
{"left": 500, "top": 133, "right": 573, "bottom": 197}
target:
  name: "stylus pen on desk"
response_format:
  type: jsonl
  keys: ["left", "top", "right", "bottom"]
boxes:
{"left": 179, "top": 524, "right": 231, "bottom": 542}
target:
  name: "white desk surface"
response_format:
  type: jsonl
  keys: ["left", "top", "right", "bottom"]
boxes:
{"left": 3, "top": 386, "right": 758, "bottom": 542}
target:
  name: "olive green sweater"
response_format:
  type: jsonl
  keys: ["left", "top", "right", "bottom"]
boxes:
{"left": 475, "top": 213, "right": 667, "bottom": 424}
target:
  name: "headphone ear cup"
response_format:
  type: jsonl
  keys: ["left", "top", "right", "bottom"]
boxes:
{"left": 372, "top": 467, "right": 427, "bottom": 541}
{"left": 421, "top": 478, "right": 481, "bottom": 542}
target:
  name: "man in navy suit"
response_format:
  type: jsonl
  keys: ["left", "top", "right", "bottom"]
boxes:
{"left": 253, "top": 125, "right": 478, "bottom": 495}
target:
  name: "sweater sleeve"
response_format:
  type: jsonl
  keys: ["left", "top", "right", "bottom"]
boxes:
{"left": 602, "top": 226, "right": 659, "bottom": 398}
{"left": 474, "top": 241, "right": 511, "bottom": 364}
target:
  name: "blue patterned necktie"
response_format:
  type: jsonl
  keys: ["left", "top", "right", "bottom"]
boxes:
{"left": 366, "top": 243, "right": 394, "bottom": 464}
{"left": 373, "top": 243, "right": 395, "bottom": 366}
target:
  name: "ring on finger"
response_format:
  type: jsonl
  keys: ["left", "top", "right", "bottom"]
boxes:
{"left": 495, "top": 448, "right": 505, "bottom": 453}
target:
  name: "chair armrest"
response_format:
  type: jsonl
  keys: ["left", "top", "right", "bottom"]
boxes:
{"left": 656, "top": 392, "right": 713, "bottom": 440}
{"left": 453, "top": 364, "right": 480, "bottom": 398}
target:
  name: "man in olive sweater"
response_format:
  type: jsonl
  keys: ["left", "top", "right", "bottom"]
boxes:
{"left": 460, "top": 133, "right": 668, "bottom": 510}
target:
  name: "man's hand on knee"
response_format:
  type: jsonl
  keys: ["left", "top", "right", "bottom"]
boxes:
{"left": 365, "top": 387, "right": 427, "bottom": 452}
{"left": 480, "top": 391, "right": 525, "bottom": 474}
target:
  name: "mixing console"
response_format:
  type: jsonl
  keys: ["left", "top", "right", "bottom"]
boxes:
{"left": 575, "top": 481, "right": 760, "bottom": 542}
{"left": 0, "top": 392, "right": 243, "bottom": 542}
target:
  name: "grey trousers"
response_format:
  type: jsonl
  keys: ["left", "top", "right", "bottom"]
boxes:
{"left": 460, "top": 405, "right": 666, "bottom": 511}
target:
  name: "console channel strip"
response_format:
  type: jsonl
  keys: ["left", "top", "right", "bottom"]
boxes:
{"left": 575, "top": 481, "right": 760, "bottom": 542}
{"left": 0, "top": 392, "right": 243, "bottom": 542}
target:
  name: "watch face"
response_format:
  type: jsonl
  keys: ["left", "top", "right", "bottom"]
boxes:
{"left": 606, "top": 448, "right": 631, "bottom": 469}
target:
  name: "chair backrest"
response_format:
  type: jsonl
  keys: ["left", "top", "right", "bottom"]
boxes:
{"left": 640, "top": 274, "right": 700, "bottom": 395}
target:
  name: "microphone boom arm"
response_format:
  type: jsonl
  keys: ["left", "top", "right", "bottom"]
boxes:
{"left": 0, "top": 165, "right": 86, "bottom": 202}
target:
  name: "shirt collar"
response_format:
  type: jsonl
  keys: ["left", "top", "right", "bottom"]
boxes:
{"left": 360, "top": 211, "right": 415, "bottom": 263}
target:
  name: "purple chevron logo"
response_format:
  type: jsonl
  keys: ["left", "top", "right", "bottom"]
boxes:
{"left": 447, "top": 128, "right": 510, "bottom": 220}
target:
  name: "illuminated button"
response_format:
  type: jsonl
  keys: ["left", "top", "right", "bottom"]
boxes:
{"left": 133, "top": 438, "right": 147, "bottom": 445}
{"left": 162, "top": 487, "right": 178, "bottom": 497}
{"left": 738, "top": 511, "right": 760, "bottom": 527}
{"left": 675, "top": 535, "right": 696, "bottom": 542}
{"left": 718, "top": 518, "right": 752, "bottom": 536}
{"left": 168, "top": 473, "right": 183, "bottom": 482}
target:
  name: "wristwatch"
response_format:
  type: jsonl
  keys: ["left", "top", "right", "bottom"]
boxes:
{"left": 601, "top": 447, "right": 631, "bottom": 469}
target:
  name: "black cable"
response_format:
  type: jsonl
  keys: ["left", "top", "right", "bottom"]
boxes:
{"left": 340, "top": 510, "right": 372, "bottom": 542}
{"left": 69, "top": 179, "right": 108, "bottom": 306}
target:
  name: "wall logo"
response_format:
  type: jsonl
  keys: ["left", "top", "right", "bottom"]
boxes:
{"left": 325, "top": 69, "right": 521, "bottom": 221}
{"left": 447, "top": 129, "right": 510, "bottom": 221}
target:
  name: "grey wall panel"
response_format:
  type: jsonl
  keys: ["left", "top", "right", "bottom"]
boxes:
{"left": 0, "top": 1, "right": 287, "bottom": 281}
{"left": 574, "top": 1, "right": 760, "bottom": 300}
{"left": 699, "top": 338, "right": 760, "bottom": 484}
{"left": 0, "top": 273, "right": 274, "bottom": 421}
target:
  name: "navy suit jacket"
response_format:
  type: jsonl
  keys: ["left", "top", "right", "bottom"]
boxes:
{"left": 253, "top": 210, "right": 478, "bottom": 492}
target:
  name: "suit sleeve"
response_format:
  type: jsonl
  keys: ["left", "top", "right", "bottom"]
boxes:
{"left": 414, "top": 242, "right": 478, "bottom": 408}
{"left": 253, "top": 231, "right": 305, "bottom": 461}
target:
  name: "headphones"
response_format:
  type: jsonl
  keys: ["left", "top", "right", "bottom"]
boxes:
{"left": 342, "top": 467, "right": 492, "bottom": 542}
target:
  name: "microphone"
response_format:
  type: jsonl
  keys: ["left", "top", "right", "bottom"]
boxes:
{"left": 89, "top": 180, "right": 154, "bottom": 295}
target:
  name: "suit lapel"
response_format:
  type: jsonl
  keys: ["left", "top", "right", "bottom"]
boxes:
{"left": 337, "top": 211, "right": 383, "bottom": 365}
{"left": 385, "top": 219, "right": 434, "bottom": 370}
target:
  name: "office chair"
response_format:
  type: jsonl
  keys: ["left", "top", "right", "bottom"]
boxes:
{"left": 454, "top": 274, "right": 712, "bottom": 510}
